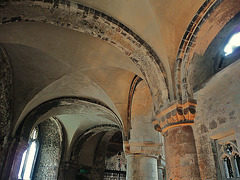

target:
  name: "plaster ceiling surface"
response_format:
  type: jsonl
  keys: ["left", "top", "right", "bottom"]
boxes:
{"left": 75, "top": 0, "right": 206, "bottom": 73}
{"left": 77, "top": 132, "right": 104, "bottom": 166}
{"left": 148, "top": 0, "right": 205, "bottom": 70}
{"left": 0, "top": 22, "right": 140, "bottom": 132}
{"left": 0, "top": 22, "right": 143, "bottom": 77}
{"left": 74, "top": 0, "right": 170, "bottom": 75}
{"left": 57, "top": 113, "right": 117, "bottom": 153}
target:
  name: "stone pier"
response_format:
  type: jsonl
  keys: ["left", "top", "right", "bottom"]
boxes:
{"left": 153, "top": 99, "right": 201, "bottom": 180}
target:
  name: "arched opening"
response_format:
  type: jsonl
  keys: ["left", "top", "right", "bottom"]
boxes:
{"left": 18, "top": 128, "right": 39, "bottom": 180}
{"left": 15, "top": 118, "right": 63, "bottom": 180}
{"left": 104, "top": 131, "right": 126, "bottom": 179}
{"left": 223, "top": 156, "right": 234, "bottom": 178}
{"left": 224, "top": 31, "right": 240, "bottom": 56}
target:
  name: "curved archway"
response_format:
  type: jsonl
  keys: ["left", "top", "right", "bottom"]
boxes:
{"left": 68, "top": 125, "right": 120, "bottom": 180}
{"left": 174, "top": 0, "right": 240, "bottom": 100}
{"left": 0, "top": 0, "right": 170, "bottom": 111}
{"left": 8, "top": 96, "right": 122, "bottom": 179}
{"left": 15, "top": 97, "right": 122, "bottom": 141}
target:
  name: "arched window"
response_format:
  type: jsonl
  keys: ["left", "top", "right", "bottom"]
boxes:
{"left": 219, "top": 142, "right": 240, "bottom": 179}
{"left": 224, "top": 156, "right": 234, "bottom": 178}
{"left": 224, "top": 32, "right": 240, "bottom": 56}
{"left": 234, "top": 154, "right": 240, "bottom": 177}
{"left": 18, "top": 128, "right": 39, "bottom": 180}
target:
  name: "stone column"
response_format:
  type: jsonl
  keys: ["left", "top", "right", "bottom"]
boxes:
{"left": 126, "top": 154, "right": 158, "bottom": 180}
{"left": 153, "top": 99, "right": 201, "bottom": 180}
{"left": 157, "top": 157, "right": 165, "bottom": 180}
{"left": 33, "top": 119, "right": 61, "bottom": 180}
{"left": 157, "top": 165, "right": 164, "bottom": 180}
{"left": 124, "top": 140, "right": 162, "bottom": 180}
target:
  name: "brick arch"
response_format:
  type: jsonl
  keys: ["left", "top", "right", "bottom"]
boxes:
{"left": 0, "top": 0, "right": 169, "bottom": 111}
{"left": 174, "top": 0, "right": 239, "bottom": 101}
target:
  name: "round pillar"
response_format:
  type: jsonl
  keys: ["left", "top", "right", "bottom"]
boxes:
{"left": 157, "top": 165, "right": 164, "bottom": 180}
{"left": 164, "top": 125, "right": 200, "bottom": 180}
{"left": 126, "top": 154, "right": 158, "bottom": 180}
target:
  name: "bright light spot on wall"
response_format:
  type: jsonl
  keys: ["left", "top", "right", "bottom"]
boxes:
{"left": 224, "top": 32, "right": 240, "bottom": 56}
{"left": 18, "top": 141, "right": 37, "bottom": 180}
{"left": 18, "top": 151, "right": 27, "bottom": 179}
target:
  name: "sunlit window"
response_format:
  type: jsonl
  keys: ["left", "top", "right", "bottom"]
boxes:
{"left": 18, "top": 128, "right": 39, "bottom": 180}
{"left": 224, "top": 32, "right": 240, "bottom": 56}
{"left": 234, "top": 154, "right": 240, "bottom": 177}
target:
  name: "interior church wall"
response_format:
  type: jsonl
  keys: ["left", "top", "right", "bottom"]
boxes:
{"left": 0, "top": 45, "right": 13, "bottom": 178}
{"left": 33, "top": 119, "right": 62, "bottom": 180}
{"left": 193, "top": 58, "right": 240, "bottom": 179}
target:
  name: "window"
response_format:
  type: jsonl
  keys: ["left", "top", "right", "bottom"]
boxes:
{"left": 234, "top": 154, "right": 240, "bottom": 177}
{"left": 18, "top": 128, "right": 39, "bottom": 180}
{"left": 218, "top": 141, "right": 240, "bottom": 179}
{"left": 224, "top": 32, "right": 240, "bottom": 56}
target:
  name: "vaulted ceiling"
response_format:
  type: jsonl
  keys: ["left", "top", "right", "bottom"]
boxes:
{"left": 0, "top": 0, "right": 239, "bottom": 161}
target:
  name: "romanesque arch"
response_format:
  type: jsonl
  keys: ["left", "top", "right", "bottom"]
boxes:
{"left": 0, "top": 0, "right": 170, "bottom": 111}
{"left": 175, "top": 0, "right": 240, "bottom": 101}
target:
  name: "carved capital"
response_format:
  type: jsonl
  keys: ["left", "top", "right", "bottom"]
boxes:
{"left": 152, "top": 99, "right": 197, "bottom": 133}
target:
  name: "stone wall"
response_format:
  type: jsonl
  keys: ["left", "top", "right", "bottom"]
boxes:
{"left": 193, "top": 59, "right": 240, "bottom": 179}
{"left": 0, "top": 45, "right": 13, "bottom": 178}
{"left": 105, "top": 153, "right": 126, "bottom": 171}
{"left": 33, "top": 119, "right": 62, "bottom": 180}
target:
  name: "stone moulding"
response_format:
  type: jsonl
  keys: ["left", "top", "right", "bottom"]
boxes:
{"left": 0, "top": 0, "right": 170, "bottom": 111}
{"left": 124, "top": 140, "right": 162, "bottom": 157}
{"left": 126, "top": 75, "right": 142, "bottom": 140}
{"left": 152, "top": 99, "right": 197, "bottom": 133}
{"left": 174, "top": 0, "right": 223, "bottom": 100}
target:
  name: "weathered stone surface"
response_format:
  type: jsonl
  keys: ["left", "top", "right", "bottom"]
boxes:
{"left": 0, "top": 45, "right": 13, "bottom": 179}
{"left": 164, "top": 125, "right": 201, "bottom": 180}
{"left": 193, "top": 58, "right": 240, "bottom": 179}
{"left": 126, "top": 154, "right": 158, "bottom": 180}
{"left": 33, "top": 119, "right": 62, "bottom": 180}
{"left": 209, "top": 120, "right": 217, "bottom": 130}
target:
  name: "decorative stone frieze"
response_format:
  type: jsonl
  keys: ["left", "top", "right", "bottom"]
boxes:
{"left": 152, "top": 99, "right": 197, "bottom": 133}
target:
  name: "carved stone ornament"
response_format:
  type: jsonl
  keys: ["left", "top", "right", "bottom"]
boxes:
{"left": 152, "top": 99, "right": 197, "bottom": 133}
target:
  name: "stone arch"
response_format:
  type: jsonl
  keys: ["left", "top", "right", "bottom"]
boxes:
{"left": 0, "top": 0, "right": 170, "bottom": 111}
{"left": 0, "top": 45, "right": 13, "bottom": 178}
{"left": 70, "top": 124, "right": 120, "bottom": 164}
{"left": 69, "top": 125, "right": 120, "bottom": 180}
{"left": 174, "top": 0, "right": 240, "bottom": 101}
{"left": 130, "top": 80, "right": 159, "bottom": 143}
{"left": 126, "top": 75, "right": 142, "bottom": 141}
{"left": 5, "top": 116, "right": 64, "bottom": 179}
{"left": 15, "top": 97, "right": 122, "bottom": 142}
